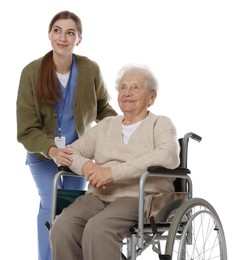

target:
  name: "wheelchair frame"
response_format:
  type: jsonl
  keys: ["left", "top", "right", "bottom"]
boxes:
{"left": 48, "top": 132, "right": 228, "bottom": 260}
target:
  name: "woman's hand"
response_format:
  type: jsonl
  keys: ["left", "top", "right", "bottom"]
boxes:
{"left": 48, "top": 147, "right": 73, "bottom": 166}
{"left": 82, "top": 161, "right": 113, "bottom": 189}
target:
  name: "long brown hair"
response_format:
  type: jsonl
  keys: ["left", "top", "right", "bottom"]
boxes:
{"left": 36, "top": 11, "right": 82, "bottom": 103}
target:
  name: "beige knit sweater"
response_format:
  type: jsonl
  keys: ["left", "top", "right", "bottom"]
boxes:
{"left": 68, "top": 112, "right": 180, "bottom": 202}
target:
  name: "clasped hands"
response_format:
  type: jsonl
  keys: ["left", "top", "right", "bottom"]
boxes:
{"left": 48, "top": 147, "right": 113, "bottom": 189}
{"left": 82, "top": 161, "right": 113, "bottom": 189}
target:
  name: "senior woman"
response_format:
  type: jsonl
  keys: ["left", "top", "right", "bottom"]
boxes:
{"left": 50, "top": 65, "right": 180, "bottom": 260}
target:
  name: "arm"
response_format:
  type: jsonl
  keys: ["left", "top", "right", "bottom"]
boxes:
{"left": 16, "top": 63, "right": 57, "bottom": 158}
{"left": 82, "top": 161, "right": 113, "bottom": 189}
{"left": 67, "top": 125, "right": 97, "bottom": 174}
{"left": 94, "top": 66, "right": 117, "bottom": 121}
{"left": 66, "top": 121, "right": 114, "bottom": 189}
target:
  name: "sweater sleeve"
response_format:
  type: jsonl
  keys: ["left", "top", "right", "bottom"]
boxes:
{"left": 67, "top": 126, "right": 97, "bottom": 174}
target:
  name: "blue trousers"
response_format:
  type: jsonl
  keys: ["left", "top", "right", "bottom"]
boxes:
{"left": 26, "top": 153, "right": 87, "bottom": 260}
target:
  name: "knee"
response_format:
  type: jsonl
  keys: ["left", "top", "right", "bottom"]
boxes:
{"left": 83, "top": 216, "right": 110, "bottom": 240}
{"left": 49, "top": 216, "right": 64, "bottom": 245}
{"left": 50, "top": 214, "right": 82, "bottom": 245}
{"left": 82, "top": 217, "right": 122, "bottom": 256}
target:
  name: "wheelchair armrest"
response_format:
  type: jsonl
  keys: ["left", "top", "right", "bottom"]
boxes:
{"left": 148, "top": 166, "right": 191, "bottom": 175}
{"left": 57, "top": 166, "right": 73, "bottom": 173}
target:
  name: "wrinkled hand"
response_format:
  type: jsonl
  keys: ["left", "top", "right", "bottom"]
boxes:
{"left": 48, "top": 147, "right": 73, "bottom": 166}
{"left": 82, "top": 161, "right": 113, "bottom": 189}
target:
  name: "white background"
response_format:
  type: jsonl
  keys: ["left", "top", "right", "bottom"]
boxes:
{"left": 1, "top": 0, "right": 243, "bottom": 259}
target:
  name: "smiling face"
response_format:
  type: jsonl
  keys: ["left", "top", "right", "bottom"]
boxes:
{"left": 118, "top": 72, "right": 157, "bottom": 122}
{"left": 48, "top": 18, "right": 82, "bottom": 57}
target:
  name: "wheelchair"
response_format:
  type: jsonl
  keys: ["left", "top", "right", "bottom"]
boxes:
{"left": 46, "top": 132, "right": 228, "bottom": 260}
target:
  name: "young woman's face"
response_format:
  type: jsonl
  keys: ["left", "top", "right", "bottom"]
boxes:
{"left": 49, "top": 18, "right": 81, "bottom": 57}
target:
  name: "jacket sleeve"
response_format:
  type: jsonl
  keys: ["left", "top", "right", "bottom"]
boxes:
{"left": 94, "top": 66, "right": 117, "bottom": 121}
{"left": 16, "top": 64, "right": 56, "bottom": 159}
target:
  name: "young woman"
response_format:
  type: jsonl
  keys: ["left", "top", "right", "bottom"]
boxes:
{"left": 16, "top": 10, "right": 117, "bottom": 260}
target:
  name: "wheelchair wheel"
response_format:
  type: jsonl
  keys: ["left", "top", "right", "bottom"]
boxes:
{"left": 165, "top": 198, "right": 227, "bottom": 260}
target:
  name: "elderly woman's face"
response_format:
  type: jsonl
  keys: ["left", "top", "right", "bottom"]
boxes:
{"left": 118, "top": 73, "right": 156, "bottom": 116}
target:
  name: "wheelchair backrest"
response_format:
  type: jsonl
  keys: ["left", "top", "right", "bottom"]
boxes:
{"left": 174, "top": 137, "right": 189, "bottom": 192}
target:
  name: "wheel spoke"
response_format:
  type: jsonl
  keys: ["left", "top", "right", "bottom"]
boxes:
{"left": 165, "top": 198, "right": 227, "bottom": 260}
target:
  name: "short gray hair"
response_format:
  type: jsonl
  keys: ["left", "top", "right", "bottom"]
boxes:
{"left": 115, "top": 65, "right": 158, "bottom": 93}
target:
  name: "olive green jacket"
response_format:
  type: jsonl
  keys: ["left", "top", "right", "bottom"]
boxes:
{"left": 16, "top": 54, "right": 117, "bottom": 160}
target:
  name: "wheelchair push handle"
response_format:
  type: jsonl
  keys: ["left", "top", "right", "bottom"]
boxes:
{"left": 188, "top": 132, "right": 202, "bottom": 142}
